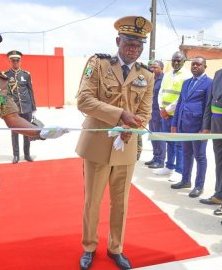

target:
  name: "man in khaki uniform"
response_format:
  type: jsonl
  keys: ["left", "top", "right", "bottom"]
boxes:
{"left": 0, "top": 35, "right": 67, "bottom": 140}
{"left": 76, "top": 16, "right": 154, "bottom": 270}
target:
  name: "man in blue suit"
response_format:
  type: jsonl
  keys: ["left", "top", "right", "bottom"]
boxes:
{"left": 171, "top": 56, "right": 212, "bottom": 197}
{"left": 145, "top": 60, "right": 166, "bottom": 168}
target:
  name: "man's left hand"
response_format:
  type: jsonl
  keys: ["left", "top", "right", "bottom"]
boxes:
{"left": 160, "top": 109, "right": 169, "bottom": 119}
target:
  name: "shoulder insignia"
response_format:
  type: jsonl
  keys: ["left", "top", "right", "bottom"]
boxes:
{"left": 22, "top": 70, "right": 30, "bottom": 74}
{"left": 95, "top": 53, "right": 111, "bottom": 59}
{"left": 140, "top": 62, "right": 149, "bottom": 70}
{"left": 84, "top": 65, "right": 94, "bottom": 78}
{"left": 110, "top": 56, "right": 118, "bottom": 65}
{"left": 136, "top": 62, "right": 153, "bottom": 72}
{"left": 0, "top": 72, "right": 8, "bottom": 80}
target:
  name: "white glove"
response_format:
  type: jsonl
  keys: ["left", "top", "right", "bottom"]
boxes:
{"left": 39, "top": 127, "right": 69, "bottom": 139}
{"left": 108, "top": 126, "right": 124, "bottom": 151}
{"left": 113, "top": 135, "right": 125, "bottom": 151}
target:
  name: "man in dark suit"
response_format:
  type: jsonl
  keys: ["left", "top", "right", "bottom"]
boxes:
{"left": 145, "top": 60, "right": 166, "bottom": 168}
{"left": 5, "top": 50, "right": 36, "bottom": 163}
{"left": 171, "top": 56, "right": 212, "bottom": 197}
{"left": 200, "top": 67, "right": 222, "bottom": 205}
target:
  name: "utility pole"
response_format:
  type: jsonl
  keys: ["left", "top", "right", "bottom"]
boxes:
{"left": 149, "top": 0, "right": 157, "bottom": 60}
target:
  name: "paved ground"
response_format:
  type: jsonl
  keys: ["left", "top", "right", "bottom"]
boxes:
{"left": 135, "top": 254, "right": 222, "bottom": 270}
{"left": 0, "top": 107, "right": 221, "bottom": 258}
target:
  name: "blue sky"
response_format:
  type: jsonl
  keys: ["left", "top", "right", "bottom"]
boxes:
{"left": 0, "top": 0, "right": 222, "bottom": 59}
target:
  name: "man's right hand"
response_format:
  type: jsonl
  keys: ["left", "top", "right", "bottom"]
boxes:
{"left": 160, "top": 109, "right": 169, "bottom": 119}
{"left": 120, "top": 111, "right": 141, "bottom": 128}
{"left": 171, "top": 126, "right": 177, "bottom": 133}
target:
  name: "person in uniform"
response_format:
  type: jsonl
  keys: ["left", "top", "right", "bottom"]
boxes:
{"left": 171, "top": 57, "right": 212, "bottom": 197}
{"left": 76, "top": 16, "right": 154, "bottom": 270}
{"left": 5, "top": 50, "right": 36, "bottom": 163}
{"left": 0, "top": 36, "right": 68, "bottom": 142}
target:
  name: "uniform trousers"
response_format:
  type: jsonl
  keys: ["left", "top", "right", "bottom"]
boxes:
{"left": 82, "top": 159, "right": 135, "bottom": 254}
{"left": 212, "top": 117, "right": 222, "bottom": 199}
{"left": 181, "top": 140, "right": 207, "bottom": 189}
{"left": 11, "top": 112, "right": 32, "bottom": 157}
{"left": 149, "top": 111, "right": 166, "bottom": 164}
{"left": 162, "top": 117, "right": 183, "bottom": 173}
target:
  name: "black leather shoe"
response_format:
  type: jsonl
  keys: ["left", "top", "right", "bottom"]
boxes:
{"left": 189, "top": 188, "right": 203, "bottom": 198}
{"left": 80, "top": 251, "right": 95, "bottom": 270}
{"left": 199, "top": 196, "right": 222, "bottom": 205}
{"left": 12, "top": 156, "right": 19, "bottom": 164}
{"left": 214, "top": 205, "right": 222, "bottom": 216}
{"left": 107, "top": 250, "right": 132, "bottom": 270}
{"left": 171, "top": 181, "right": 191, "bottom": 189}
{"left": 144, "top": 160, "right": 154, "bottom": 166}
{"left": 24, "top": 155, "right": 33, "bottom": 162}
{"left": 148, "top": 162, "right": 164, "bottom": 169}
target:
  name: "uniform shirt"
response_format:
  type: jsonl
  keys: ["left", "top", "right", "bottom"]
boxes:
{"left": 5, "top": 69, "right": 36, "bottom": 114}
{"left": 76, "top": 54, "right": 154, "bottom": 165}
{"left": 0, "top": 72, "right": 18, "bottom": 118}
{"left": 117, "top": 53, "right": 135, "bottom": 70}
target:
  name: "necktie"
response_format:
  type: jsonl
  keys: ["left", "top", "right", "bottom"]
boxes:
{"left": 188, "top": 77, "right": 197, "bottom": 93}
{"left": 121, "top": 65, "right": 130, "bottom": 81}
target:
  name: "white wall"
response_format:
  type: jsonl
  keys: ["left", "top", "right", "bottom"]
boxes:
{"left": 64, "top": 56, "right": 88, "bottom": 105}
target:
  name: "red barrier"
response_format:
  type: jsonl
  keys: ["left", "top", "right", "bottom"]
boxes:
{"left": 0, "top": 49, "right": 64, "bottom": 107}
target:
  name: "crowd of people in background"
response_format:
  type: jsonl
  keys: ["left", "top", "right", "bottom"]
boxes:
{"left": 143, "top": 51, "right": 222, "bottom": 216}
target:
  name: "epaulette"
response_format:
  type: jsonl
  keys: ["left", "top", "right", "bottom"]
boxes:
{"left": 140, "top": 63, "right": 149, "bottom": 70}
{"left": 95, "top": 53, "right": 111, "bottom": 59}
{"left": 110, "top": 56, "right": 118, "bottom": 65}
{"left": 0, "top": 71, "right": 8, "bottom": 80}
{"left": 22, "top": 70, "right": 30, "bottom": 74}
{"left": 135, "top": 62, "right": 153, "bottom": 72}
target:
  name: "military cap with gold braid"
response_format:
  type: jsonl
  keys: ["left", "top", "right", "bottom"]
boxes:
{"left": 114, "top": 16, "right": 152, "bottom": 43}
{"left": 7, "top": 50, "right": 23, "bottom": 59}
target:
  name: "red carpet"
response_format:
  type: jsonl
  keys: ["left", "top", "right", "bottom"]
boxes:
{"left": 0, "top": 158, "right": 208, "bottom": 269}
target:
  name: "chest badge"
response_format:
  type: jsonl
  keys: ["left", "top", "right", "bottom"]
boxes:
{"left": 138, "top": 74, "right": 145, "bottom": 81}
{"left": 132, "top": 75, "right": 147, "bottom": 87}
